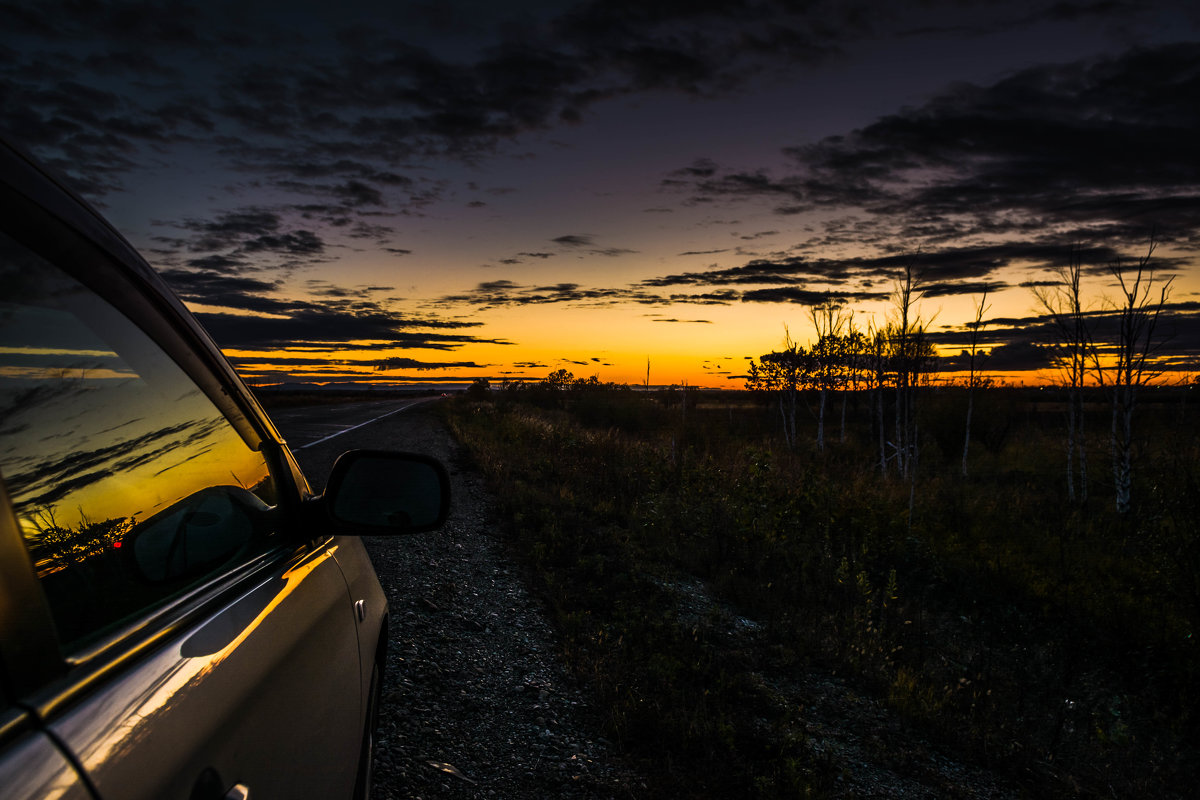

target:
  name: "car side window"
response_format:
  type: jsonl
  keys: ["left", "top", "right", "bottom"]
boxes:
{"left": 0, "top": 231, "right": 277, "bottom": 652}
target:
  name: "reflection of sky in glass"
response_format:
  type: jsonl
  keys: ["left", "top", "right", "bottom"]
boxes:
{"left": 0, "top": 235, "right": 272, "bottom": 568}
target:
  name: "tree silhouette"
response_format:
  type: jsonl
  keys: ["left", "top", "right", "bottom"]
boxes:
{"left": 746, "top": 328, "right": 806, "bottom": 448}
{"left": 962, "top": 289, "right": 992, "bottom": 477}
{"left": 1033, "top": 248, "right": 1093, "bottom": 502}
{"left": 808, "top": 297, "right": 850, "bottom": 452}
{"left": 1096, "top": 238, "right": 1173, "bottom": 514}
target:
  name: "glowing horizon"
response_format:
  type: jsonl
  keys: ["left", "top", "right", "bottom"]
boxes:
{"left": 5, "top": 1, "right": 1198, "bottom": 391}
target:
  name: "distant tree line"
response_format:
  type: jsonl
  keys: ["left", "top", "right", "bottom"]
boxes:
{"left": 468, "top": 369, "right": 634, "bottom": 406}
{"left": 745, "top": 241, "right": 1175, "bottom": 514}
{"left": 746, "top": 263, "right": 936, "bottom": 482}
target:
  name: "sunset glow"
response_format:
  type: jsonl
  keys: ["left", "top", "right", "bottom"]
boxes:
{"left": 3, "top": 1, "right": 1198, "bottom": 389}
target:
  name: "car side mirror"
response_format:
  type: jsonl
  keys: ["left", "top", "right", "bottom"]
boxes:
{"left": 321, "top": 449, "right": 450, "bottom": 534}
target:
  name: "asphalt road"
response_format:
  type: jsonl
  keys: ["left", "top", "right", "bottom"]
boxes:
{"left": 270, "top": 396, "right": 441, "bottom": 468}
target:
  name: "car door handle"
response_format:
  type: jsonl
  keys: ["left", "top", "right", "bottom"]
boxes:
{"left": 224, "top": 784, "right": 250, "bottom": 800}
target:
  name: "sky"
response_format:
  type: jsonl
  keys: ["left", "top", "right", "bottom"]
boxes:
{"left": 3, "top": 0, "right": 1199, "bottom": 389}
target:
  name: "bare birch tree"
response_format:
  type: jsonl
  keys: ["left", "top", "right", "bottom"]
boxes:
{"left": 1032, "top": 248, "right": 1093, "bottom": 502}
{"left": 841, "top": 317, "right": 867, "bottom": 444}
{"left": 809, "top": 297, "right": 850, "bottom": 452}
{"left": 962, "top": 289, "right": 991, "bottom": 477}
{"left": 746, "top": 327, "right": 806, "bottom": 448}
{"left": 867, "top": 318, "right": 890, "bottom": 474}
{"left": 1095, "top": 239, "right": 1173, "bottom": 514}
{"left": 890, "top": 259, "right": 926, "bottom": 479}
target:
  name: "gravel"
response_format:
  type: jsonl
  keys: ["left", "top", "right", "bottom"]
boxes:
{"left": 290, "top": 401, "right": 643, "bottom": 800}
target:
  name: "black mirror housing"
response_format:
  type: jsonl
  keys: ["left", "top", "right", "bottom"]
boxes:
{"left": 321, "top": 449, "right": 450, "bottom": 535}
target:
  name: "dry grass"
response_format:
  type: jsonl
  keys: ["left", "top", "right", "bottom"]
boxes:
{"left": 442, "top": 384, "right": 1199, "bottom": 798}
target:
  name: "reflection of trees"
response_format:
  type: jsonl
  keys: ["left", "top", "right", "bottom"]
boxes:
{"left": 26, "top": 505, "right": 131, "bottom": 577}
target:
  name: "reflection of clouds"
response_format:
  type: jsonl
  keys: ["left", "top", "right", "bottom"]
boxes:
{"left": 0, "top": 380, "right": 94, "bottom": 437}
{"left": 0, "top": 347, "right": 130, "bottom": 375}
{"left": 6, "top": 417, "right": 225, "bottom": 507}
{"left": 151, "top": 443, "right": 217, "bottom": 478}
{"left": 111, "top": 418, "right": 226, "bottom": 474}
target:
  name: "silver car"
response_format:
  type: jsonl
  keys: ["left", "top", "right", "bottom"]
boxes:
{"left": 0, "top": 139, "right": 449, "bottom": 799}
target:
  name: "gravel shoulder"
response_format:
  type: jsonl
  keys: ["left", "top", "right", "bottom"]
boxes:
{"left": 288, "top": 401, "right": 643, "bottom": 800}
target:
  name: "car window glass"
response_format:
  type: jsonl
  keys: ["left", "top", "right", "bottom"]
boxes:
{"left": 0, "top": 232, "right": 277, "bottom": 652}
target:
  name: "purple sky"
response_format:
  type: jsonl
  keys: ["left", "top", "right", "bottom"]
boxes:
{"left": 4, "top": 0, "right": 1199, "bottom": 386}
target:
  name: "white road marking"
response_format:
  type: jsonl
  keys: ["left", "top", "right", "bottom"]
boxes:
{"left": 291, "top": 398, "right": 433, "bottom": 450}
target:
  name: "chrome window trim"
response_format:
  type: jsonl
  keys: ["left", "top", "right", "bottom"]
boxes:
{"left": 26, "top": 538, "right": 332, "bottom": 723}
{"left": 0, "top": 707, "right": 35, "bottom": 750}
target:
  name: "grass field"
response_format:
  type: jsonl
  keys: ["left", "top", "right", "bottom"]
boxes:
{"left": 442, "top": 380, "right": 1199, "bottom": 797}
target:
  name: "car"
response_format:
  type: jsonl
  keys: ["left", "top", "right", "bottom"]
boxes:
{"left": 0, "top": 138, "right": 450, "bottom": 800}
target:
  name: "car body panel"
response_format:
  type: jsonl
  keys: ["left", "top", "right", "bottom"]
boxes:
{"left": 0, "top": 711, "right": 92, "bottom": 800}
{"left": 45, "top": 544, "right": 364, "bottom": 800}
{"left": 328, "top": 540, "right": 390, "bottom": 712}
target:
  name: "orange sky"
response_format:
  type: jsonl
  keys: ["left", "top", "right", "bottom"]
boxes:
{"left": 7, "top": 1, "right": 1198, "bottom": 390}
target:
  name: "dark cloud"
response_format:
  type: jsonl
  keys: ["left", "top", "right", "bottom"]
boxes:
{"left": 157, "top": 267, "right": 507, "bottom": 354}
{"left": 2, "top": 0, "right": 874, "bottom": 200}
{"left": 938, "top": 341, "right": 1053, "bottom": 372}
{"left": 375, "top": 357, "right": 486, "bottom": 371}
{"left": 160, "top": 269, "right": 283, "bottom": 306}
{"left": 332, "top": 180, "right": 385, "bottom": 207}
{"left": 438, "top": 279, "right": 651, "bottom": 308}
{"left": 925, "top": 298, "right": 1200, "bottom": 374}
{"left": 304, "top": 280, "right": 391, "bottom": 299}
{"left": 183, "top": 254, "right": 247, "bottom": 272}
{"left": 674, "top": 42, "right": 1200, "bottom": 250}
{"left": 901, "top": 1, "right": 1148, "bottom": 39}
{"left": 552, "top": 234, "right": 593, "bottom": 247}
{"left": 590, "top": 247, "right": 638, "bottom": 257}
{"left": 922, "top": 280, "right": 1007, "bottom": 298}
{"left": 147, "top": 207, "right": 336, "bottom": 270}
{"left": 665, "top": 290, "right": 740, "bottom": 305}
{"left": 169, "top": 209, "right": 282, "bottom": 249}
{"left": 3, "top": 0, "right": 1175, "bottom": 225}
{"left": 195, "top": 308, "right": 507, "bottom": 351}
{"left": 671, "top": 158, "right": 719, "bottom": 178}
{"left": 641, "top": 242, "right": 1144, "bottom": 300}
{"left": 740, "top": 286, "right": 885, "bottom": 305}
{"left": 239, "top": 229, "right": 324, "bottom": 256}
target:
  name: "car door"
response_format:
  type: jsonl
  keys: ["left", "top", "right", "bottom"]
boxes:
{"left": 0, "top": 200, "right": 365, "bottom": 798}
{"left": 1, "top": 486, "right": 93, "bottom": 800}
{"left": 0, "top": 711, "right": 92, "bottom": 800}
